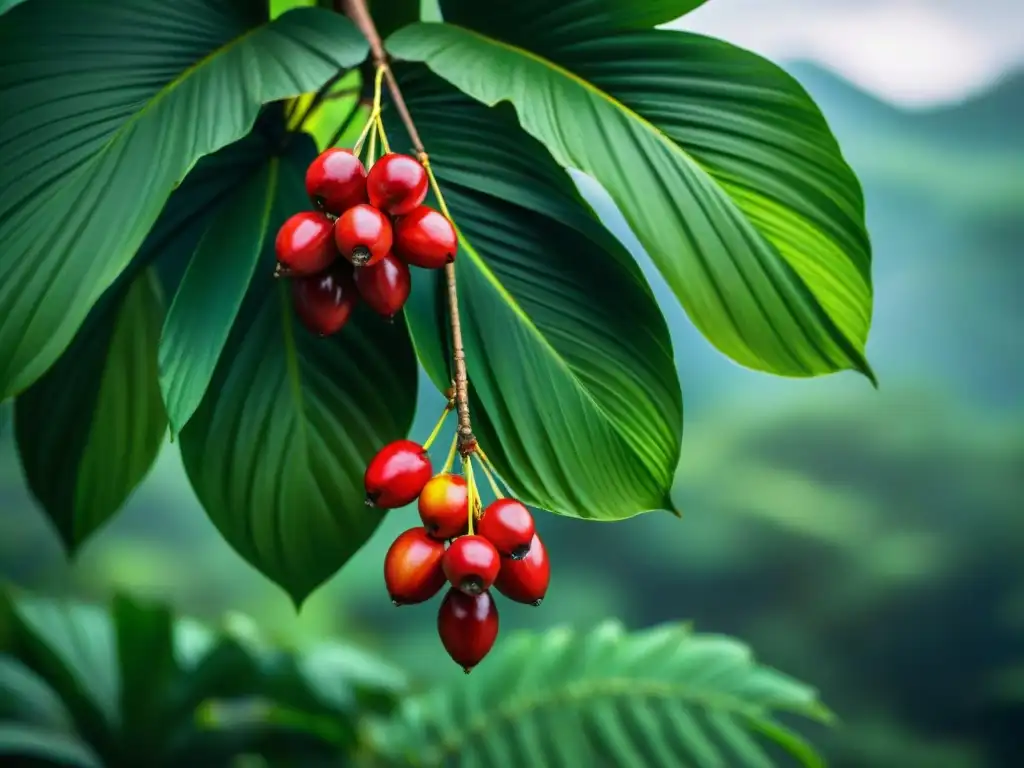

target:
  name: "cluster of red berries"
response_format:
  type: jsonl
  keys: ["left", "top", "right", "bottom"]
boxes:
{"left": 363, "top": 435, "right": 550, "bottom": 673}
{"left": 273, "top": 148, "right": 458, "bottom": 335}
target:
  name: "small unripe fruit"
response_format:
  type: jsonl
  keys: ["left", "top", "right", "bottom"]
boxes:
{"left": 418, "top": 473, "right": 468, "bottom": 540}
{"left": 437, "top": 589, "right": 499, "bottom": 673}
{"left": 305, "top": 148, "right": 367, "bottom": 215}
{"left": 443, "top": 535, "right": 500, "bottom": 596}
{"left": 494, "top": 533, "right": 549, "bottom": 606}
{"left": 479, "top": 499, "right": 535, "bottom": 559}
{"left": 335, "top": 204, "right": 392, "bottom": 267}
{"left": 291, "top": 266, "right": 358, "bottom": 336}
{"left": 393, "top": 206, "right": 457, "bottom": 269}
{"left": 364, "top": 440, "right": 432, "bottom": 509}
{"left": 353, "top": 252, "right": 411, "bottom": 319}
{"left": 275, "top": 211, "right": 337, "bottom": 276}
{"left": 367, "top": 153, "right": 428, "bottom": 216}
{"left": 384, "top": 527, "right": 446, "bottom": 605}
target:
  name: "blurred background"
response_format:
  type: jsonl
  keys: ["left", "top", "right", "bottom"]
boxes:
{"left": 2, "top": 0, "right": 1021, "bottom": 765}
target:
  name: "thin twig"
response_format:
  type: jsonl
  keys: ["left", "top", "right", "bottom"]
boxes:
{"left": 339, "top": 0, "right": 476, "bottom": 455}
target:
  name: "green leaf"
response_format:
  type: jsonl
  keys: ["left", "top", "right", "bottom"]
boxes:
{"left": 179, "top": 136, "right": 419, "bottom": 605}
{"left": 159, "top": 159, "right": 280, "bottom": 435}
{"left": 0, "top": 1, "right": 369, "bottom": 398}
{"left": 0, "top": 724, "right": 101, "bottom": 768}
{"left": 388, "top": 67, "right": 682, "bottom": 519}
{"left": 371, "top": 621, "right": 830, "bottom": 767}
{"left": 387, "top": 7, "right": 875, "bottom": 381}
{"left": 14, "top": 270, "right": 167, "bottom": 554}
{"left": 370, "top": 0, "right": 421, "bottom": 38}
{"left": 0, "top": 400, "right": 10, "bottom": 437}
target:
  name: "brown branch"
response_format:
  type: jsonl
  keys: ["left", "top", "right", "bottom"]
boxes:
{"left": 338, "top": 0, "right": 476, "bottom": 454}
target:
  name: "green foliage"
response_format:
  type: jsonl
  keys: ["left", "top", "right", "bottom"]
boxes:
{"left": 0, "top": 0, "right": 874, "bottom": 600}
{"left": 387, "top": 0, "right": 874, "bottom": 381}
{"left": 0, "top": 591, "right": 829, "bottom": 767}
{"left": 392, "top": 68, "right": 683, "bottom": 519}
{"left": 0, "top": 0, "right": 369, "bottom": 399}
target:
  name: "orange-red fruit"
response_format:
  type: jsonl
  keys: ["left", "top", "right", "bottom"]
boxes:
{"left": 305, "top": 148, "right": 367, "bottom": 215}
{"left": 418, "top": 473, "right": 468, "bottom": 540}
{"left": 479, "top": 499, "right": 535, "bottom": 559}
{"left": 393, "top": 206, "right": 457, "bottom": 269}
{"left": 384, "top": 527, "right": 446, "bottom": 606}
{"left": 334, "top": 204, "right": 393, "bottom": 267}
{"left": 437, "top": 589, "right": 499, "bottom": 673}
{"left": 494, "top": 534, "right": 550, "bottom": 606}
{"left": 291, "top": 266, "right": 358, "bottom": 336}
{"left": 367, "top": 153, "right": 428, "bottom": 216}
{"left": 353, "top": 252, "right": 411, "bottom": 319}
{"left": 275, "top": 211, "right": 338, "bottom": 276}
{"left": 364, "top": 440, "right": 433, "bottom": 509}
{"left": 443, "top": 535, "right": 500, "bottom": 596}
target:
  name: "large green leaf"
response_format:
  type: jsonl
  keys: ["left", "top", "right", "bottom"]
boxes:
{"left": 0, "top": 1, "right": 369, "bottom": 399}
{"left": 159, "top": 159, "right": 280, "bottom": 435}
{"left": 179, "top": 136, "right": 419, "bottom": 605}
{"left": 386, "top": 68, "right": 682, "bottom": 519}
{"left": 14, "top": 270, "right": 167, "bottom": 554}
{"left": 387, "top": 5, "right": 875, "bottom": 381}
{"left": 371, "top": 621, "right": 830, "bottom": 767}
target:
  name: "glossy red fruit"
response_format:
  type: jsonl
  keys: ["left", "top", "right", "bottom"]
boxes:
{"left": 479, "top": 499, "right": 536, "bottom": 560}
{"left": 364, "top": 439, "right": 433, "bottom": 509}
{"left": 443, "top": 535, "right": 500, "bottom": 596}
{"left": 305, "top": 148, "right": 368, "bottom": 215}
{"left": 437, "top": 589, "right": 499, "bottom": 673}
{"left": 291, "top": 266, "right": 358, "bottom": 336}
{"left": 353, "top": 252, "right": 411, "bottom": 320}
{"left": 494, "top": 534, "right": 550, "bottom": 606}
{"left": 275, "top": 211, "right": 337, "bottom": 276}
{"left": 384, "top": 527, "right": 446, "bottom": 606}
{"left": 367, "top": 153, "right": 428, "bottom": 216}
{"left": 334, "top": 204, "right": 393, "bottom": 267}
{"left": 393, "top": 206, "right": 457, "bottom": 269}
{"left": 418, "top": 474, "right": 468, "bottom": 540}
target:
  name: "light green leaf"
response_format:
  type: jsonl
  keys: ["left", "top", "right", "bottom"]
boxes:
{"left": 179, "top": 137, "right": 419, "bottom": 605}
{"left": 159, "top": 159, "right": 280, "bottom": 435}
{"left": 371, "top": 621, "right": 830, "bottom": 767}
{"left": 0, "top": 1, "right": 369, "bottom": 398}
{"left": 388, "top": 67, "right": 682, "bottom": 519}
{"left": 0, "top": 724, "right": 101, "bottom": 768}
{"left": 14, "top": 270, "right": 166, "bottom": 554}
{"left": 387, "top": 5, "right": 874, "bottom": 381}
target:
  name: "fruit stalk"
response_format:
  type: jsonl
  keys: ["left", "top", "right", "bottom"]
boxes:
{"left": 338, "top": 0, "right": 476, "bottom": 455}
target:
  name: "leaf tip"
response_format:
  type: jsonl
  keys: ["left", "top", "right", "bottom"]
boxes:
{"left": 662, "top": 494, "right": 683, "bottom": 518}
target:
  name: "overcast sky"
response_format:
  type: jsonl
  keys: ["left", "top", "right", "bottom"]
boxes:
{"left": 671, "top": 0, "right": 1024, "bottom": 106}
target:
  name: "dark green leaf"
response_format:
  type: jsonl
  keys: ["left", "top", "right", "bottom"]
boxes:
{"left": 0, "top": 657, "right": 74, "bottom": 729}
{"left": 387, "top": 5, "right": 875, "bottom": 381}
{"left": 179, "top": 136, "right": 419, "bottom": 605}
{"left": 14, "top": 270, "right": 166, "bottom": 554}
{"left": 0, "top": 724, "right": 101, "bottom": 768}
{"left": 370, "top": 0, "right": 421, "bottom": 38}
{"left": 387, "top": 68, "right": 682, "bottom": 519}
{"left": 0, "top": 1, "right": 369, "bottom": 398}
{"left": 371, "top": 621, "right": 830, "bottom": 767}
{"left": 159, "top": 159, "right": 280, "bottom": 435}
{"left": 0, "top": 400, "right": 10, "bottom": 437}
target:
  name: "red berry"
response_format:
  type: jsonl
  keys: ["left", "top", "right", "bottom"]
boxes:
{"left": 479, "top": 499, "right": 535, "bottom": 559}
{"left": 437, "top": 589, "right": 499, "bottom": 673}
{"left": 494, "top": 534, "right": 549, "bottom": 606}
{"left": 367, "top": 153, "right": 428, "bottom": 216}
{"left": 384, "top": 527, "right": 446, "bottom": 606}
{"left": 418, "top": 473, "right": 468, "bottom": 540}
{"left": 353, "top": 252, "right": 411, "bottom": 320}
{"left": 393, "top": 206, "right": 457, "bottom": 269}
{"left": 364, "top": 439, "right": 432, "bottom": 509}
{"left": 334, "top": 204, "right": 393, "bottom": 267}
{"left": 443, "top": 535, "right": 500, "bottom": 596}
{"left": 291, "top": 265, "right": 358, "bottom": 336}
{"left": 305, "top": 148, "right": 368, "bottom": 215}
{"left": 275, "top": 211, "right": 337, "bottom": 276}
